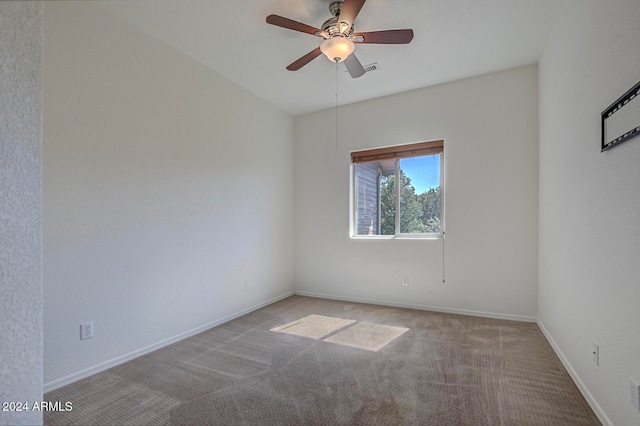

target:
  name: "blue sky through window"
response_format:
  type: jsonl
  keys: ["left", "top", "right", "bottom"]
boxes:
{"left": 400, "top": 155, "right": 440, "bottom": 194}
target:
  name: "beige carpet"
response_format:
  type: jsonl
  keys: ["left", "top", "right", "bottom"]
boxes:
{"left": 324, "top": 321, "right": 409, "bottom": 352}
{"left": 272, "top": 314, "right": 409, "bottom": 352}
{"left": 270, "top": 314, "right": 355, "bottom": 339}
{"left": 44, "top": 295, "right": 601, "bottom": 425}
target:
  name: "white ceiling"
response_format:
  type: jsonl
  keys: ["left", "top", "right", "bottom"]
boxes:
{"left": 93, "top": 0, "right": 563, "bottom": 116}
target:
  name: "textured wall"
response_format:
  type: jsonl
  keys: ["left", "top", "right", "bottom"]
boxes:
{"left": 0, "top": 2, "right": 44, "bottom": 426}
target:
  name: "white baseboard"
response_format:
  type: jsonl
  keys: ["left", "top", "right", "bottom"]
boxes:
{"left": 294, "top": 291, "right": 537, "bottom": 323}
{"left": 43, "top": 291, "right": 294, "bottom": 393}
{"left": 536, "top": 319, "right": 612, "bottom": 426}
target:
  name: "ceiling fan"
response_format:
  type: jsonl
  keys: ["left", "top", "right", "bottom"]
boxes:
{"left": 266, "top": 0, "right": 414, "bottom": 78}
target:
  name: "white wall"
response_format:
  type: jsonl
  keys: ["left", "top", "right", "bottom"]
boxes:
{"left": 43, "top": 2, "right": 294, "bottom": 389}
{"left": 538, "top": 1, "right": 640, "bottom": 424}
{"left": 0, "top": 2, "right": 43, "bottom": 425}
{"left": 294, "top": 66, "right": 539, "bottom": 321}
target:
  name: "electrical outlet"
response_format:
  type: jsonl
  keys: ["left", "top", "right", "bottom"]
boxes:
{"left": 630, "top": 378, "right": 640, "bottom": 411}
{"left": 591, "top": 341, "right": 599, "bottom": 366}
{"left": 402, "top": 276, "right": 409, "bottom": 286}
{"left": 80, "top": 321, "right": 93, "bottom": 340}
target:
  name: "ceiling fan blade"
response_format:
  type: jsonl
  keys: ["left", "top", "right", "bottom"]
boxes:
{"left": 266, "top": 14, "right": 322, "bottom": 37}
{"left": 337, "top": 0, "right": 366, "bottom": 34}
{"left": 286, "top": 47, "right": 322, "bottom": 71}
{"left": 352, "top": 29, "right": 414, "bottom": 44}
{"left": 344, "top": 54, "right": 365, "bottom": 78}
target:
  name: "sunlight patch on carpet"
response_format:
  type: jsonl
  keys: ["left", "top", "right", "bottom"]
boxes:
{"left": 323, "top": 322, "right": 409, "bottom": 352}
{"left": 270, "top": 314, "right": 356, "bottom": 340}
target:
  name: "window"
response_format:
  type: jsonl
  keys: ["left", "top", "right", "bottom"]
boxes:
{"left": 351, "top": 140, "right": 443, "bottom": 238}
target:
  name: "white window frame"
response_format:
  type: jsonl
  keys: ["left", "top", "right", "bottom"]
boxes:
{"left": 349, "top": 140, "right": 444, "bottom": 240}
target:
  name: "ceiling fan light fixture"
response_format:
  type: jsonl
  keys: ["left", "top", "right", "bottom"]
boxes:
{"left": 266, "top": 0, "right": 414, "bottom": 76}
{"left": 320, "top": 36, "right": 355, "bottom": 62}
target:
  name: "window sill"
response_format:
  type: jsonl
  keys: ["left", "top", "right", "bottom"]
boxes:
{"left": 350, "top": 234, "right": 443, "bottom": 241}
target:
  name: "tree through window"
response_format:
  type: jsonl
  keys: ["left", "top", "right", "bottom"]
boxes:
{"left": 351, "top": 140, "right": 443, "bottom": 237}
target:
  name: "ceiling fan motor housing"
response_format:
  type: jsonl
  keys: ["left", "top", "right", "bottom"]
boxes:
{"left": 323, "top": 1, "right": 355, "bottom": 38}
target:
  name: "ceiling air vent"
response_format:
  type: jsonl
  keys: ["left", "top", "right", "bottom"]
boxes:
{"left": 346, "top": 62, "right": 379, "bottom": 73}
{"left": 363, "top": 62, "right": 379, "bottom": 73}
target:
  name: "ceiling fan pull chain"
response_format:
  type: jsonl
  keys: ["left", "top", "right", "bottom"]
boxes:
{"left": 335, "top": 60, "right": 339, "bottom": 150}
